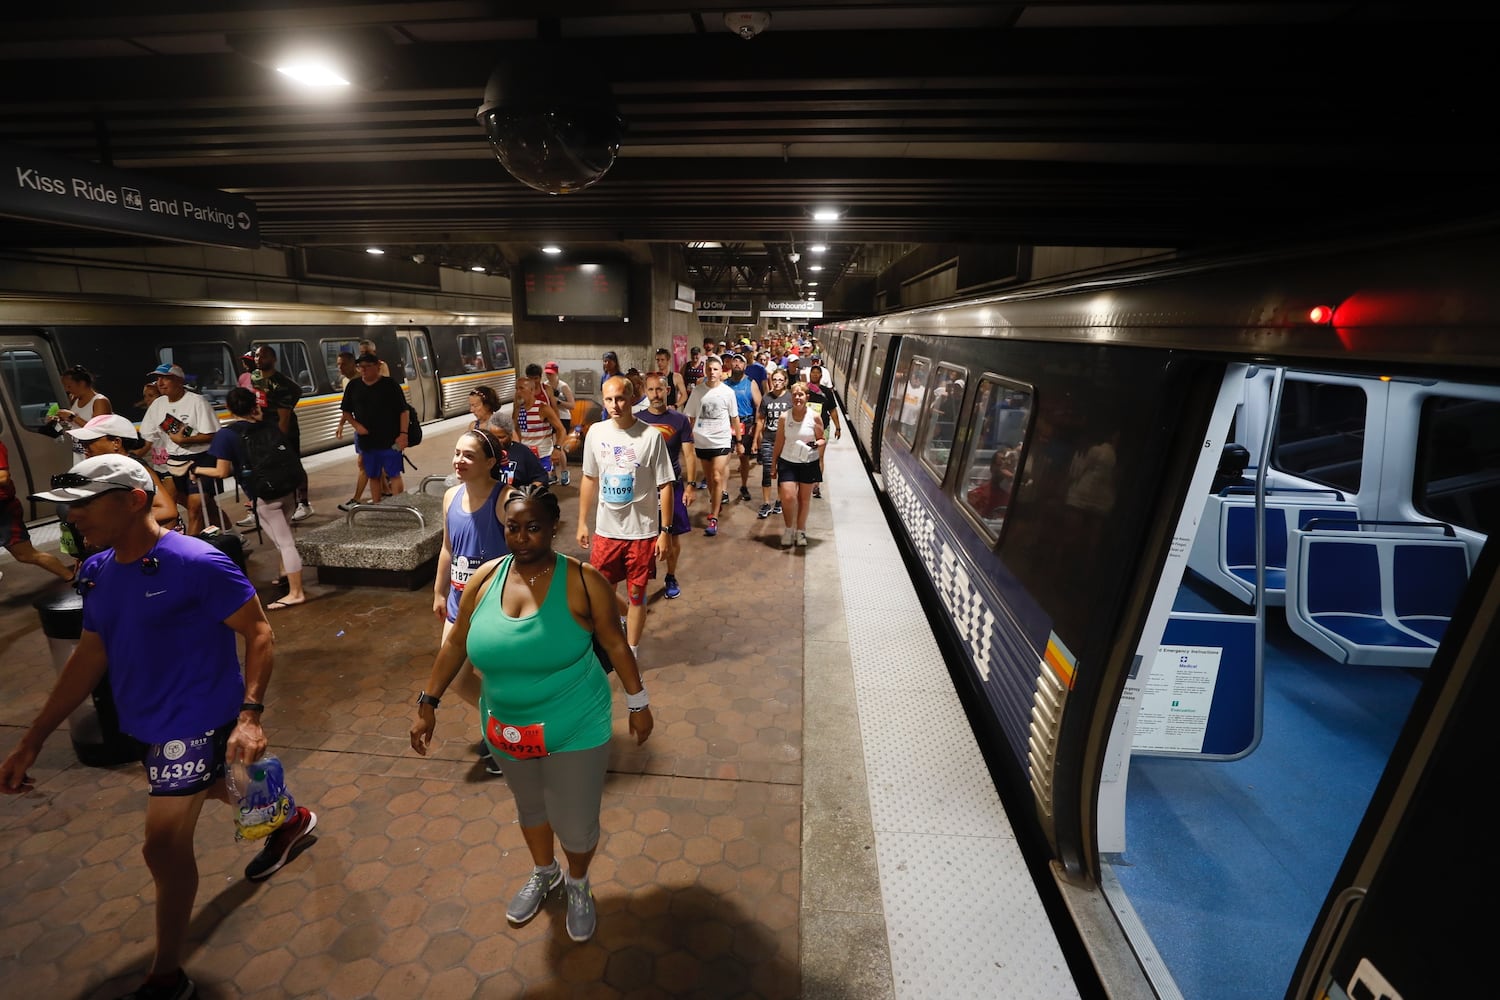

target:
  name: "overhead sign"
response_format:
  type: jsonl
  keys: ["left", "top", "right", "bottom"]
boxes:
{"left": 764, "top": 299, "right": 823, "bottom": 318}
{"left": 697, "top": 298, "right": 752, "bottom": 318}
{"left": 0, "top": 144, "right": 260, "bottom": 249}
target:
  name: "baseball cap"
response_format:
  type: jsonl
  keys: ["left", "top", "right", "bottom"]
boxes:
{"left": 66, "top": 414, "right": 142, "bottom": 443}
{"left": 544, "top": 361, "right": 559, "bottom": 372}
{"left": 602, "top": 351, "right": 618, "bottom": 362}
{"left": 149, "top": 363, "right": 186, "bottom": 379}
{"left": 355, "top": 352, "right": 381, "bottom": 365}
{"left": 29, "top": 454, "right": 153, "bottom": 502}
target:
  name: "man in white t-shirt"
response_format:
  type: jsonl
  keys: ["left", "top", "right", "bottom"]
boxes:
{"left": 577, "top": 375, "right": 675, "bottom": 660}
{"left": 141, "top": 363, "right": 221, "bottom": 535}
{"left": 681, "top": 356, "right": 741, "bottom": 537}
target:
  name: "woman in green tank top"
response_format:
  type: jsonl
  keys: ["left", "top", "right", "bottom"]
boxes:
{"left": 409, "top": 483, "right": 652, "bottom": 943}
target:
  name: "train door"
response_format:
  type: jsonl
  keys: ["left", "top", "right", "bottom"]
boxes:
{"left": 395, "top": 328, "right": 437, "bottom": 420}
{"left": 0, "top": 334, "right": 72, "bottom": 518}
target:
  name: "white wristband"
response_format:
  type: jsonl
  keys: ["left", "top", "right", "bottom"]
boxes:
{"left": 625, "top": 688, "right": 650, "bottom": 711}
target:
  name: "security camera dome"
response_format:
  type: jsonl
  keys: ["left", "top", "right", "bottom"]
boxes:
{"left": 476, "top": 51, "right": 625, "bottom": 195}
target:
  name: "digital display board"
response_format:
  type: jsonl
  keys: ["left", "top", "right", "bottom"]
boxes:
{"left": 521, "top": 258, "right": 629, "bottom": 321}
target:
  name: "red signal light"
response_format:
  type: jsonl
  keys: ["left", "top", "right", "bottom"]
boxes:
{"left": 1308, "top": 305, "right": 1334, "bottom": 325}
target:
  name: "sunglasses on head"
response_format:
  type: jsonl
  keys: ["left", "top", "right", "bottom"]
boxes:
{"left": 51, "top": 471, "right": 104, "bottom": 489}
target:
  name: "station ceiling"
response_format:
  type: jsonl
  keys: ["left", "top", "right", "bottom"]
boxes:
{"left": 2, "top": 3, "right": 1498, "bottom": 302}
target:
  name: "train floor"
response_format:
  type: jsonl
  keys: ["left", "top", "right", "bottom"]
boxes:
{"left": 0, "top": 418, "right": 1080, "bottom": 999}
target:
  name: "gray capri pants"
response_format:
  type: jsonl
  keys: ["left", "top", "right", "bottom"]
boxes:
{"left": 495, "top": 742, "right": 611, "bottom": 853}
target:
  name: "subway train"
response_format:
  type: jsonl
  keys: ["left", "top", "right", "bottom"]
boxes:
{"left": 819, "top": 222, "right": 1496, "bottom": 1000}
{"left": 0, "top": 297, "right": 515, "bottom": 518}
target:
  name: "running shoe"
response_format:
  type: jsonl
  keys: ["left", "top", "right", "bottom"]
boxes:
{"left": 235, "top": 512, "right": 256, "bottom": 528}
{"left": 664, "top": 574, "right": 681, "bottom": 599}
{"left": 291, "top": 502, "right": 313, "bottom": 521}
{"left": 560, "top": 470, "right": 571, "bottom": 486}
{"left": 812, "top": 486, "right": 822, "bottom": 499}
{"left": 796, "top": 530, "right": 808, "bottom": 547}
{"left": 695, "top": 480, "right": 709, "bottom": 490}
{"left": 721, "top": 491, "right": 730, "bottom": 505}
{"left": 115, "top": 970, "right": 196, "bottom": 1000}
{"left": 483, "top": 751, "right": 504, "bottom": 776}
{"left": 705, "top": 516, "right": 718, "bottom": 537}
{"left": 244, "top": 806, "right": 317, "bottom": 881}
{"left": 757, "top": 503, "right": 772, "bottom": 519}
{"left": 781, "top": 528, "right": 795, "bottom": 548}
{"left": 738, "top": 486, "right": 752, "bottom": 502}
{"left": 337, "top": 499, "right": 359, "bottom": 512}
{"left": 565, "top": 877, "right": 597, "bottom": 942}
{"left": 772, "top": 501, "right": 782, "bottom": 515}
{"left": 507, "top": 863, "right": 562, "bottom": 926}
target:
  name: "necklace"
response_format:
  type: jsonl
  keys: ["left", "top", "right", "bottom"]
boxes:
{"left": 523, "top": 559, "right": 555, "bottom": 587}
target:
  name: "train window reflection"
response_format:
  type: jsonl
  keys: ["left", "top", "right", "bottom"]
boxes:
{"left": 459, "top": 334, "right": 486, "bottom": 372}
{"left": 917, "top": 363, "right": 967, "bottom": 477}
{"left": 488, "top": 332, "right": 512, "bottom": 370}
{"left": 958, "top": 377, "right": 1034, "bottom": 539}
{"left": 892, "top": 356, "right": 931, "bottom": 446}
{"left": 1272, "top": 380, "right": 1366, "bottom": 494}
{"left": 0, "top": 348, "right": 52, "bottom": 428}
{"left": 158, "top": 344, "right": 234, "bottom": 408}
{"left": 1415, "top": 395, "right": 1500, "bottom": 536}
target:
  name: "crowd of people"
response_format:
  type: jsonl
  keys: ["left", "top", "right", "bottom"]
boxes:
{"left": 0, "top": 332, "right": 840, "bottom": 997}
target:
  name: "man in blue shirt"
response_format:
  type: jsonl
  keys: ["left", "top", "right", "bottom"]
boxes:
{"left": 723, "top": 354, "right": 762, "bottom": 503}
{"left": 2, "top": 454, "right": 317, "bottom": 1000}
{"left": 636, "top": 371, "right": 694, "bottom": 599}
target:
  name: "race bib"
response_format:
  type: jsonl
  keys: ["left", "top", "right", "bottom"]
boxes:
{"left": 486, "top": 715, "right": 548, "bottom": 760}
{"left": 144, "top": 732, "right": 220, "bottom": 795}
{"left": 450, "top": 554, "right": 477, "bottom": 593}
{"left": 600, "top": 470, "right": 636, "bottom": 505}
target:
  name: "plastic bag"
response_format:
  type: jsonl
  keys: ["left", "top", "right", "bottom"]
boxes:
{"left": 226, "top": 753, "right": 296, "bottom": 842}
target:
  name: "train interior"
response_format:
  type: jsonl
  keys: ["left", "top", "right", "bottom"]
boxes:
{"left": 1100, "top": 364, "right": 1498, "bottom": 999}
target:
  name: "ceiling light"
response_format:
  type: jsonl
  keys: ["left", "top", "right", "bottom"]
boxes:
{"left": 470, "top": 265, "right": 486, "bottom": 272}
{"left": 809, "top": 265, "right": 823, "bottom": 272}
{"left": 807, "top": 281, "right": 818, "bottom": 286}
{"left": 542, "top": 245, "right": 562, "bottom": 254}
{"left": 812, "top": 208, "right": 841, "bottom": 221}
{"left": 365, "top": 247, "right": 384, "bottom": 255}
{"left": 809, "top": 244, "right": 827, "bottom": 253}
{"left": 275, "top": 59, "right": 351, "bottom": 88}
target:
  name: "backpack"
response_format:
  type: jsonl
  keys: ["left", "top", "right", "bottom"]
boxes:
{"left": 405, "top": 402, "right": 423, "bottom": 446}
{"left": 235, "top": 421, "right": 303, "bottom": 500}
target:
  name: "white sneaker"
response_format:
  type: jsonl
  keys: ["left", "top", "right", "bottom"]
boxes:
{"left": 795, "top": 530, "right": 808, "bottom": 547}
{"left": 236, "top": 512, "right": 256, "bottom": 528}
{"left": 780, "top": 528, "right": 794, "bottom": 548}
{"left": 291, "top": 503, "right": 313, "bottom": 522}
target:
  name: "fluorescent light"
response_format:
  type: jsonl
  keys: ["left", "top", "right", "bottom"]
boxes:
{"left": 275, "top": 61, "right": 350, "bottom": 87}
{"left": 579, "top": 263, "right": 599, "bottom": 271}
{"left": 365, "top": 247, "right": 384, "bottom": 255}
{"left": 470, "top": 265, "right": 486, "bottom": 272}
{"left": 542, "top": 245, "right": 562, "bottom": 254}
{"left": 807, "top": 281, "right": 819, "bottom": 286}
{"left": 809, "top": 265, "right": 823, "bottom": 272}
{"left": 809, "top": 244, "right": 827, "bottom": 252}
{"left": 812, "top": 208, "right": 841, "bottom": 221}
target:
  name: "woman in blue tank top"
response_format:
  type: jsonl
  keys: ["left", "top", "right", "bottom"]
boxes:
{"left": 432, "top": 428, "right": 509, "bottom": 771}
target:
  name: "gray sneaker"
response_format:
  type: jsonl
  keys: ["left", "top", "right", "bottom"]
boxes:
{"left": 507, "top": 863, "right": 562, "bottom": 926}
{"left": 564, "top": 877, "right": 596, "bottom": 942}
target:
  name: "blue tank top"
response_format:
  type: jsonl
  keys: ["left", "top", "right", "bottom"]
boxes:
{"left": 728, "top": 375, "right": 757, "bottom": 418}
{"left": 446, "top": 480, "right": 508, "bottom": 621}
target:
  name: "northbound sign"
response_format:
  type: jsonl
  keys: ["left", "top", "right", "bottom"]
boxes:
{"left": 764, "top": 299, "right": 823, "bottom": 319}
{"left": 1, "top": 145, "right": 260, "bottom": 249}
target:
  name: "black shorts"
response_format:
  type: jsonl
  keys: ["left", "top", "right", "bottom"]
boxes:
{"left": 696, "top": 446, "right": 731, "bottom": 460}
{"left": 167, "top": 452, "right": 220, "bottom": 496}
{"left": 777, "top": 459, "right": 822, "bottom": 485}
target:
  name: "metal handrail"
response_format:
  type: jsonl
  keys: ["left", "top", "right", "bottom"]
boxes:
{"left": 417, "top": 474, "right": 450, "bottom": 496}
{"left": 343, "top": 503, "right": 426, "bottom": 530}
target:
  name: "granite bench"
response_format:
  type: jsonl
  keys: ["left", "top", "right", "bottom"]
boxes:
{"left": 295, "top": 486, "right": 447, "bottom": 590}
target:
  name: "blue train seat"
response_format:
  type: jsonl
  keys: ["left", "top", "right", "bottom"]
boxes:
{"left": 1284, "top": 521, "right": 1470, "bottom": 668}
{"left": 1187, "top": 486, "right": 1357, "bottom": 606}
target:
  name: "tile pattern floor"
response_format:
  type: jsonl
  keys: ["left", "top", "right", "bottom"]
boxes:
{"left": 0, "top": 427, "right": 812, "bottom": 998}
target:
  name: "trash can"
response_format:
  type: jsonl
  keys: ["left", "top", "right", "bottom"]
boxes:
{"left": 33, "top": 589, "right": 136, "bottom": 767}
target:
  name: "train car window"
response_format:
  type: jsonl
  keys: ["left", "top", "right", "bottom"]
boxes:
{"left": 159, "top": 344, "right": 234, "bottom": 408}
{"left": 488, "top": 333, "right": 512, "bottom": 369}
{"left": 917, "top": 364, "right": 968, "bottom": 477}
{"left": 321, "top": 339, "right": 362, "bottom": 387}
{"left": 459, "top": 334, "right": 486, "bottom": 372}
{"left": 0, "top": 348, "right": 54, "bottom": 427}
{"left": 253, "top": 340, "right": 316, "bottom": 395}
{"left": 957, "top": 377, "right": 1033, "bottom": 538}
{"left": 1271, "top": 380, "right": 1366, "bottom": 494}
{"left": 408, "top": 335, "right": 435, "bottom": 378}
{"left": 891, "top": 356, "right": 932, "bottom": 447}
{"left": 1414, "top": 395, "right": 1500, "bottom": 536}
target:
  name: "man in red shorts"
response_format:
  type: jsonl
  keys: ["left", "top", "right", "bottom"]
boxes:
{"left": 575, "top": 375, "right": 675, "bottom": 662}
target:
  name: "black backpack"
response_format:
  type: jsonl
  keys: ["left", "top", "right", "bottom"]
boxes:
{"left": 405, "top": 402, "right": 423, "bottom": 446}
{"left": 235, "top": 421, "right": 303, "bottom": 500}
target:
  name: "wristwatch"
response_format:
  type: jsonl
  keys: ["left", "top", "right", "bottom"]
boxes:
{"left": 240, "top": 701, "right": 264, "bottom": 714}
{"left": 416, "top": 691, "right": 441, "bottom": 708}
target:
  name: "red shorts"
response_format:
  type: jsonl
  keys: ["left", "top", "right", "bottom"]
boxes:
{"left": 589, "top": 535, "right": 657, "bottom": 590}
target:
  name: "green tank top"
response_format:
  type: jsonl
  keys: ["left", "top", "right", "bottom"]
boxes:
{"left": 467, "top": 553, "right": 612, "bottom": 758}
